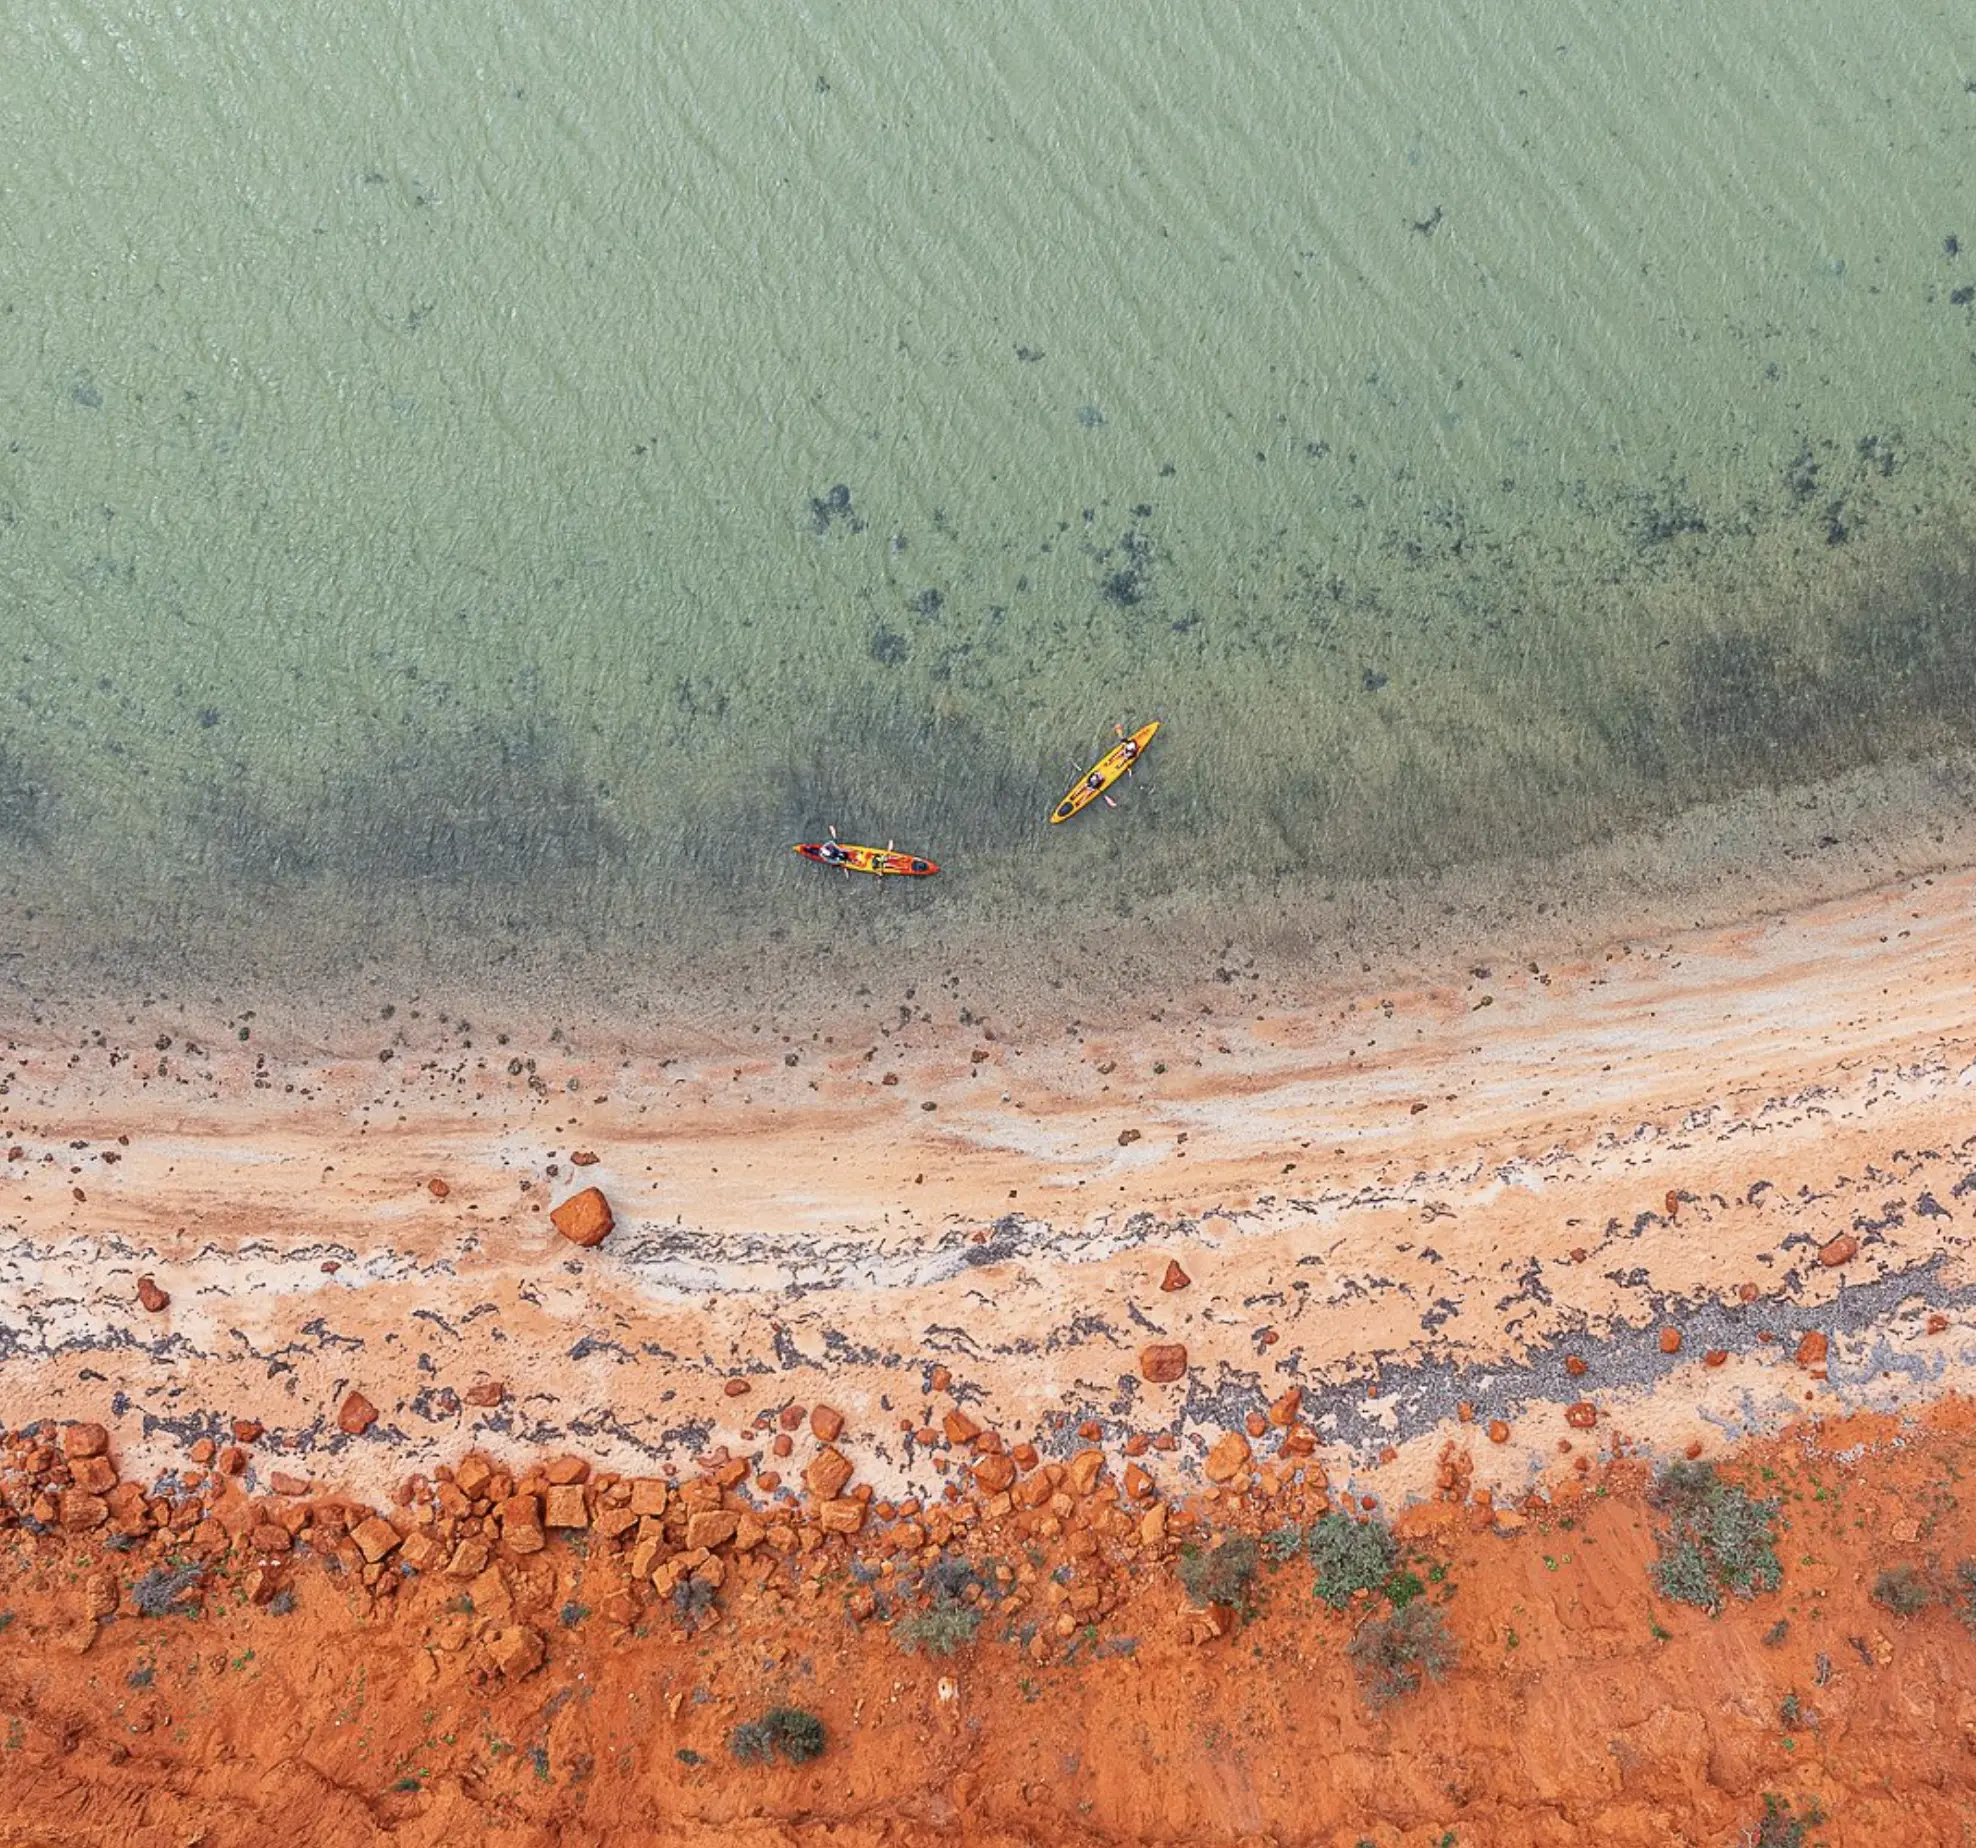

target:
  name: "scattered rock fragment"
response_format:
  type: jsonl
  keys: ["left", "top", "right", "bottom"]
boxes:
{"left": 136, "top": 1275, "right": 169, "bottom": 1313}
{"left": 1659, "top": 1327, "right": 1682, "bottom": 1355}
{"left": 1487, "top": 1419, "right": 1510, "bottom": 1445}
{"left": 427, "top": 1177, "right": 450, "bottom": 1199}
{"left": 1818, "top": 1234, "right": 1860, "bottom": 1268}
{"left": 486, "top": 1625, "right": 545, "bottom": 1679}
{"left": 1204, "top": 1433, "right": 1250, "bottom": 1483}
{"left": 62, "top": 1422, "right": 108, "bottom": 1460}
{"left": 464, "top": 1380, "right": 506, "bottom": 1407}
{"left": 1159, "top": 1261, "right": 1190, "bottom": 1293}
{"left": 338, "top": 1391, "right": 380, "bottom": 1436}
{"left": 1565, "top": 1402, "right": 1598, "bottom": 1430}
{"left": 1139, "top": 1343, "right": 1188, "bottom": 1384}
{"left": 1795, "top": 1331, "right": 1829, "bottom": 1369}
{"left": 550, "top": 1185, "right": 614, "bottom": 1247}
{"left": 810, "top": 1404, "right": 845, "bottom": 1442}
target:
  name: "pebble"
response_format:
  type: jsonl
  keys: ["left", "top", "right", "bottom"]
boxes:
{"left": 1139, "top": 1343, "right": 1189, "bottom": 1384}
{"left": 338, "top": 1391, "right": 380, "bottom": 1436}
{"left": 550, "top": 1185, "right": 614, "bottom": 1248}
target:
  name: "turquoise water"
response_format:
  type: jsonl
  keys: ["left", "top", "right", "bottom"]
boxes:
{"left": 3, "top": 0, "right": 1973, "bottom": 1008}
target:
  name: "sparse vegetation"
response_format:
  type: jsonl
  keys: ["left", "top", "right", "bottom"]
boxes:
{"left": 1348, "top": 1601, "right": 1457, "bottom": 1706}
{"left": 728, "top": 1705, "right": 826, "bottom": 1766}
{"left": 1870, "top": 1565, "right": 1932, "bottom": 1617}
{"left": 267, "top": 1587, "right": 297, "bottom": 1616}
{"left": 558, "top": 1600, "right": 590, "bottom": 1628}
{"left": 1744, "top": 1791, "right": 1824, "bottom": 1846}
{"left": 895, "top": 1601, "right": 981, "bottom": 1656}
{"left": 1778, "top": 1691, "right": 1802, "bottom": 1729}
{"left": 1954, "top": 1560, "right": 1976, "bottom": 1637}
{"left": 1177, "top": 1534, "right": 1261, "bottom": 1615}
{"left": 1305, "top": 1513, "right": 1399, "bottom": 1609}
{"left": 131, "top": 1564, "right": 204, "bottom": 1618}
{"left": 672, "top": 1576, "right": 717, "bottom": 1629}
{"left": 1647, "top": 1462, "right": 1782, "bottom": 1611}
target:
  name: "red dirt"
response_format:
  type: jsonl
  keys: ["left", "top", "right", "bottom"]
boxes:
{"left": 1, "top": 1403, "right": 1975, "bottom": 1844}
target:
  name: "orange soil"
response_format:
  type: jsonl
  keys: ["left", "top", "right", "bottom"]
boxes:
{"left": 4, "top": 859, "right": 1976, "bottom": 1841}
{"left": 2, "top": 1405, "right": 1976, "bottom": 1846}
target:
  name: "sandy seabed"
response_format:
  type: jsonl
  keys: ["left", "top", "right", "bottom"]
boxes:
{"left": 2, "top": 845, "right": 1975, "bottom": 1842}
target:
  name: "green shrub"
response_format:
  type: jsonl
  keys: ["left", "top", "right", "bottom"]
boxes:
{"left": 728, "top": 1705, "right": 825, "bottom": 1766}
{"left": 131, "top": 1565, "right": 204, "bottom": 1618}
{"left": 1870, "top": 1565, "right": 1932, "bottom": 1617}
{"left": 1305, "top": 1513, "right": 1398, "bottom": 1609}
{"left": 1177, "top": 1535, "right": 1261, "bottom": 1613}
{"left": 1347, "top": 1601, "right": 1458, "bottom": 1706}
{"left": 895, "top": 1601, "right": 982, "bottom": 1657}
{"left": 1746, "top": 1792, "right": 1824, "bottom": 1847}
{"left": 1955, "top": 1560, "right": 1976, "bottom": 1637}
{"left": 1647, "top": 1462, "right": 1781, "bottom": 1611}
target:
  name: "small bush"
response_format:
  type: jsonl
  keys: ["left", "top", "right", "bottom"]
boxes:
{"left": 131, "top": 1565, "right": 204, "bottom": 1618}
{"left": 1871, "top": 1565, "right": 1932, "bottom": 1617}
{"left": 1347, "top": 1601, "right": 1458, "bottom": 1706}
{"left": 267, "top": 1586, "right": 298, "bottom": 1616}
{"left": 1305, "top": 1513, "right": 1397, "bottom": 1609}
{"left": 920, "top": 1556, "right": 985, "bottom": 1604}
{"left": 1647, "top": 1463, "right": 1781, "bottom": 1611}
{"left": 559, "top": 1601, "right": 590, "bottom": 1629}
{"left": 1744, "top": 1792, "right": 1824, "bottom": 1847}
{"left": 672, "top": 1576, "right": 717, "bottom": 1628}
{"left": 729, "top": 1705, "right": 825, "bottom": 1766}
{"left": 895, "top": 1601, "right": 981, "bottom": 1657}
{"left": 1955, "top": 1560, "right": 1976, "bottom": 1637}
{"left": 1177, "top": 1535, "right": 1261, "bottom": 1613}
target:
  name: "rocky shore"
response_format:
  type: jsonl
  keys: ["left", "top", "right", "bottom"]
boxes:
{"left": 4, "top": 860, "right": 1976, "bottom": 1839}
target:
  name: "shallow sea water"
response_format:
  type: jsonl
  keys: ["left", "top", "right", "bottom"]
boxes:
{"left": 2, "top": 0, "right": 1973, "bottom": 1019}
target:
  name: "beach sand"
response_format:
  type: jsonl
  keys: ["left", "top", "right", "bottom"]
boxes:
{"left": 4, "top": 843, "right": 1976, "bottom": 1842}
{"left": 4, "top": 850, "right": 1973, "bottom": 1508}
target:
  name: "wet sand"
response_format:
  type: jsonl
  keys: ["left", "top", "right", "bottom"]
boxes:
{"left": 3, "top": 856, "right": 1974, "bottom": 1512}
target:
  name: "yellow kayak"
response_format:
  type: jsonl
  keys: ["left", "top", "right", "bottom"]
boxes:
{"left": 1050, "top": 721, "right": 1159, "bottom": 823}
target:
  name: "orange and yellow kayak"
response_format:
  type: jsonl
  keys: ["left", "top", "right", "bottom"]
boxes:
{"left": 793, "top": 840, "right": 939, "bottom": 877}
{"left": 1050, "top": 720, "right": 1160, "bottom": 823}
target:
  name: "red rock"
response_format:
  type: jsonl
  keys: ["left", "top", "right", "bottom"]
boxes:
{"left": 1795, "top": 1331, "right": 1829, "bottom": 1368}
{"left": 71, "top": 1456, "right": 116, "bottom": 1494}
{"left": 1267, "top": 1388, "right": 1303, "bottom": 1428}
{"left": 1664, "top": 1191, "right": 1681, "bottom": 1218}
{"left": 1565, "top": 1402, "right": 1598, "bottom": 1431}
{"left": 1066, "top": 1449, "right": 1105, "bottom": 1496}
{"left": 190, "top": 1437, "right": 217, "bottom": 1465}
{"left": 943, "top": 1409, "right": 982, "bottom": 1445}
{"left": 1487, "top": 1420, "right": 1510, "bottom": 1445}
{"left": 778, "top": 1404, "right": 807, "bottom": 1431}
{"left": 232, "top": 1420, "right": 264, "bottom": 1443}
{"left": 810, "top": 1405, "right": 845, "bottom": 1442}
{"left": 805, "top": 1446, "right": 854, "bottom": 1500}
{"left": 351, "top": 1516, "right": 401, "bottom": 1563}
{"left": 1704, "top": 1349, "right": 1728, "bottom": 1368}
{"left": 550, "top": 1185, "right": 614, "bottom": 1247}
{"left": 543, "top": 1486, "right": 589, "bottom": 1529}
{"left": 1123, "top": 1433, "right": 1151, "bottom": 1457}
{"left": 686, "top": 1510, "right": 738, "bottom": 1549}
{"left": 249, "top": 1523, "right": 293, "bottom": 1555}
{"left": 427, "top": 1177, "right": 450, "bottom": 1199}
{"left": 771, "top": 1433, "right": 792, "bottom": 1458}
{"left": 1818, "top": 1235, "right": 1859, "bottom": 1269}
{"left": 1244, "top": 1412, "right": 1268, "bottom": 1439}
{"left": 627, "top": 1478, "right": 668, "bottom": 1517}
{"left": 1159, "top": 1261, "right": 1190, "bottom": 1293}
{"left": 571, "top": 1150, "right": 599, "bottom": 1166}
{"left": 337, "top": 1392, "right": 379, "bottom": 1436}
{"left": 269, "top": 1472, "right": 315, "bottom": 1497}
{"left": 60, "top": 1491, "right": 108, "bottom": 1531}
{"left": 1011, "top": 1442, "right": 1039, "bottom": 1470}
{"left": 1456, "top": 1401, "right": 1474, "bottom": 1423}
{"left": 723, "top": 1378, "right": 750, "bottom": 1398}
{"left": 1117, "top": 1128, "right": 1143, "bottom": 1146}
{"left": 973, "top": 1453, "right": 1016, "bottom": 1494}
{"left": 486, "top": 1625, "right": 545, "bottom": 1679}
{"left": 930, "top": 1366, "right": 953, "bottom": 1393}
{"left": 136, "top": 1275, "right": 169, "bottom": 1313}
{"left": 1736, "top": 1282, "right": 1759, "bottom": 1303}
{"left": 1927, "top": 1314, "right": 1950, "bottom": 1335}
{"left": 544, "top": 1455, "right": 589, "bottom": 1485}
{"left": 1123, "top": 1463, "right": 1156, "bottom": 1501}
{"left": 1564, "top": 1356, "right": 1588, "bottom": 1377}
{"left": 62, "top": 1422, "right": 109, "bottom": 1460}
{"left": 464, "top": 1381, "right": 505, "bottom": 1408}
{"left": 1139, "top": 1343, "right": 1189, "bottom": 1384}
{"left": 1658, "top": 1327, "right": 1682, "bottom": 1355}
{"left": 1684, "top": 1439, "right": 1704, "bottom": 1459}
{"left": 818, "top": 1497, "right": 866, "bottom": 1534}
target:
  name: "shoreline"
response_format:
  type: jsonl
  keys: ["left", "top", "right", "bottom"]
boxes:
{"left": 2, "top": 850, "right": 1973, "bottom": 1511}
